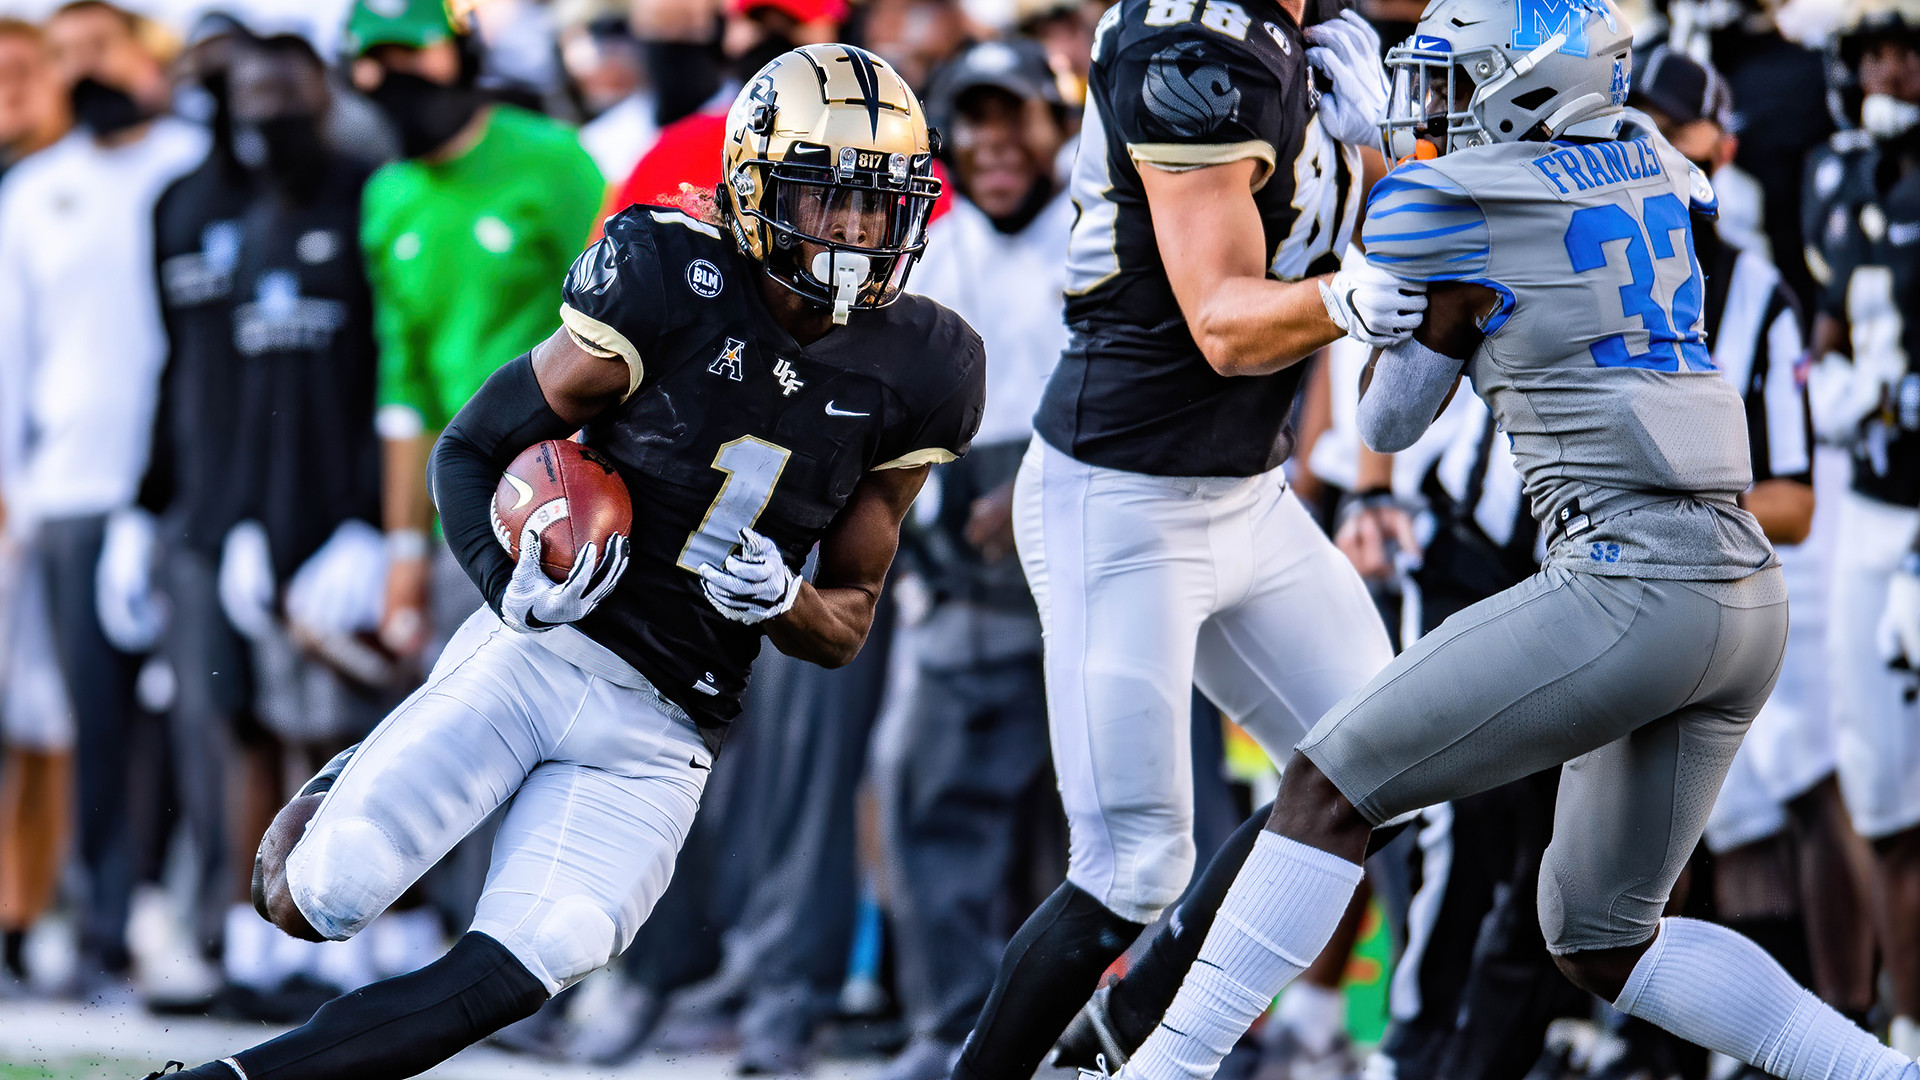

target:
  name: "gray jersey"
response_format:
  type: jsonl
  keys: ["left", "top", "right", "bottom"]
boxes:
{"left": 1362, "top": 135, "right": 1775, "bottom": 580}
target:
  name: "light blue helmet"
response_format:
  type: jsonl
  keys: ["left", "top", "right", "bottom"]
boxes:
{"left": 1381, "top": 0, "right": 1634, "bottom": 160}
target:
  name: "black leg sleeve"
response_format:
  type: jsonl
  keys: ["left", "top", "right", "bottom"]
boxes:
{"left": 1102, "top": 798, "right": 1408, "bottom": 1053}
{"left": 428, "top": 353, "right": 579, "bottom": 614}
{"left": 177, "top": 932, "right": 548, "bottom": 1080}
{"left": 1104, "top": 802, "right": 1270, "bottom": 1052}
{"left": 951, "top": 883, "right": 1144, "bottom": 1080}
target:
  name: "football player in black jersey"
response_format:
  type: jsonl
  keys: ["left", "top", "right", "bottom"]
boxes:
{"left": 139, "top": 45, "right": 983, "bottom": 1080}
{"left": 1823, "top": 0, "right": 1920, "bottom": 1056}
{"left": 946, "top": 0, "right": 1427, "bottom": 1076}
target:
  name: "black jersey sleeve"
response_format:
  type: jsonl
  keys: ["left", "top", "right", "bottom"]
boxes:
{"left": 1106, "top": 23, "right": 1299, "bottom": 186}
{"left": 559, "top": 207, "right": 674, "bottom": 399}
{"left": 873, "top": 305, "right": 987, "bottom": 472}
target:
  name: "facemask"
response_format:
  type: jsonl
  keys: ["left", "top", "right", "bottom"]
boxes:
{"left": 70, "top": 77, "right": 148, "bottom": 138}
{"left": 1863, "top": 93, "right": 1920, "bottom": 141}
{"left": 233, "top": 115, "right": 328, "bottom": 183}
{"left": 369, "top": 72, "right": 484, "bottom": 159}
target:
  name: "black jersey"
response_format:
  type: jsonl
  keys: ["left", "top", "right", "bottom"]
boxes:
{"left": 1804, "top": 131, "right": 1920, "bottom": 508}
{"left": 141, "top": 156, "right": 252, "bottom": 555}
{"left": 1033, "top": 0, "right": 1362, "bottom": 477}
{"left": 559, "top": 205, "right": 985, "bottom": 744}
{"left": 227, "top": 161, "right": 383, "bottom": 579}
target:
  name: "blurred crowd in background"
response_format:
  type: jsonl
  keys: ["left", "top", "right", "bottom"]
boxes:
{"left": 0, "top": 0, "right": 1917, "bottom": 1077}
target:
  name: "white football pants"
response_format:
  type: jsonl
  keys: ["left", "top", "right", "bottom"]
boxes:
{"left": 1014, "top": 438, "right": 1394, "bottom": 923}
{"left": 284, "top": 610, "right": 711, "bottom": 994}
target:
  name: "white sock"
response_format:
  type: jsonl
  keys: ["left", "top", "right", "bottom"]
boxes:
{"left": 1274, "top": 982, "right": 1346, "bottom": 1055}
{"left": 1615, "top": 918, "right": 1917, "bottom": 1080}
{"left": 1894, "top": 1017, "right": 1920, "bottom": 1058}
{"left": 1127, "top": 833, "right": 1364, "bottom": 1080}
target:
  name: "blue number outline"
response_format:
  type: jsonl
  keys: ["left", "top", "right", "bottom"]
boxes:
{"left": 1562, "top": 194, "right": 1712, "bottom": 372}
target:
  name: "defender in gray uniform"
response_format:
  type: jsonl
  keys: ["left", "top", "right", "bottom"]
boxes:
{"left": 1099, "top": 0, "right": 1920, "bottom": 1078}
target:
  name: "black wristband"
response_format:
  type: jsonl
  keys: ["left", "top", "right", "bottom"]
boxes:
{"left": 430, "top": 355, "right": 580, "bottom": 613}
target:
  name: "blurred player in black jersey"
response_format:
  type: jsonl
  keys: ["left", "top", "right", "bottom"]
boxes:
{"left": 945, "top": 0, "right": 1427, "bottom": 1074}
{"left": 139, "top": 44, "right": 982, "bottom": 1080}
{"left": 1807, "top": 0, "right": 1920, "bottom": 1055}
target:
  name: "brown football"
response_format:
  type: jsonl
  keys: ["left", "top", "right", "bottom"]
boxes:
{"left": 492, "top": 440, "right": 634, "bottom": 582}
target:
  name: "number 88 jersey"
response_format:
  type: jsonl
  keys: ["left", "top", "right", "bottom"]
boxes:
{"left": 1359, "top": 126, "right": 1775, "bottom": 581}
{"left": 558, "top": 204, "right": 985, "bottom": 748}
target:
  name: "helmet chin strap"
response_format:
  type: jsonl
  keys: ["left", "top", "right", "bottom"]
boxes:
{"left": 811, "top": 251, "right": 872, "bottom": 325}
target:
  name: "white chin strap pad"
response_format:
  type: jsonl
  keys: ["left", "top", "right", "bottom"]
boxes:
{"left": 811, "top": 251, "right": 872, "bottom": 325}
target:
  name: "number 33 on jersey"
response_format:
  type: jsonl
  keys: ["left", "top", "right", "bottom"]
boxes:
{"left": 552, "top": 204, "right": 985, "bottom": 732}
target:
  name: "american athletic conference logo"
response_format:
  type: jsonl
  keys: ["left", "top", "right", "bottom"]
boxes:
{"left": 687, "top": 259, "right": 724, "bottom": 298}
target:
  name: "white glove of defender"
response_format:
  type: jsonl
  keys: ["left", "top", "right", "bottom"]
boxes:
{"left": 285, "top": 520, "right": 388, "bottom": 638}
{"left": 96, "top": 507, "right": 164, "bottom": 652}
{"left": 1305, "top": 11, "right": 1389, "bottom": 152}
{"left": 219, "top": 520, "right": 278, "bottom": 641}
{"left": 698, "top": 527, "right": 801, "bottom": 625}
{"left": 500, "top": 525, "right": 628, "bottom": 633}
{"left": 1881, "top": 566, "right": 1920, "bottom": 665}
{"left": 1322, "top": 259, "right": 1428, "bottom": 347}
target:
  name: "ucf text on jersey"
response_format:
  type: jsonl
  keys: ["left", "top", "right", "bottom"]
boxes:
{"left": 558, "top": 204, "right": 985, "bottom": 748}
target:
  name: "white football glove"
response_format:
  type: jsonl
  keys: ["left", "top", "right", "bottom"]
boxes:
{"left": 1321, "top": 259, "right": 1428, "bottom": 347}
{"left": 1881, "top": 565, "right": 1920, "bottom": 666}
{"left": 285, "top": 520, "right": 388, "bottom": 638}
{"left": 96, "top": 507, "right": 164, "bottom": 652}
{"left": 500, "top": 525, "right": 628, "bottom": 633}
{"left": 698, "top": 527, "right": 801, "bottom": 625}
{"left": 1306, "top": 11, "right": 1389, "bottom": 152}
{"left": 219, "top": 520, "right": 278, "bottom": 641}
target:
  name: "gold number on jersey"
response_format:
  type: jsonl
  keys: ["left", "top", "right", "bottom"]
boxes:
{"left": 1145, "top": 0, "right": 1249, "bottom": 38}
{"left": 1200, "top": 1, "right": 1250, "bottom": 39}
{"left": 678, "top": 436, "right": 793, "bottom": 573}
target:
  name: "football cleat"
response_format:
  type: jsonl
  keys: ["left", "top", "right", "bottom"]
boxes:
{"left": 1053, "top": 985, "right": 1132, "bottom": 1070}
{"left": 138, "top": 1065, "right": 185, "bottom": 1079}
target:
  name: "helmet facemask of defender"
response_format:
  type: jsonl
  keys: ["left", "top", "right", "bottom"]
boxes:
{"left": 721, "top": 45, "right": 941, "bottom": 325}
{"left": 1381, "top": 0, "right": 1633, "bottom": 161}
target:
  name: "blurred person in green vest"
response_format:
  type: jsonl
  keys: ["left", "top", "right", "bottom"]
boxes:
{"left": 346, "top": 0, "right": 605, "bottom": 662}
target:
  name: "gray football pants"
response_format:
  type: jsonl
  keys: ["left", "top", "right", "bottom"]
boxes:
{"left": 1302, "top": 564, "right": 1788, "bottom": 954}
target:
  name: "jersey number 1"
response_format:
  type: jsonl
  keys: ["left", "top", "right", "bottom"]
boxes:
{"left": 677, "top": 436, "right": 792, "bottom": 573}
{"left": 1563, "top": 192, "right": 1711, "bottom": 373}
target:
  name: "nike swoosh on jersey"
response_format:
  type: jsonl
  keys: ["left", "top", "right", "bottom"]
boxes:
{"left": 503, "top": 472, "right": 535, "bottom": 511}
{"left": 824, "top": 401, "right": 870, "bottom": 417}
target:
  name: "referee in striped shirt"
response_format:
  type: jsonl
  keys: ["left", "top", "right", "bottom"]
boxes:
{"left": 1377, "top": 50, "right": 1849, "bottom": 1079}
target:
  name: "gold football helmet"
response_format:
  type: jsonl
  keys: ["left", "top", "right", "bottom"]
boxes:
{"left": 721, "top": 44, "right": 940, "bottom": 324}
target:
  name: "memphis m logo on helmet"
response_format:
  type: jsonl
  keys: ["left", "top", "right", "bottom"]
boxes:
{"left": 1381, "top": 0, "right": 1632, "bottom": 162}
{"left": 718, "top": 44, "right": 942, "bottom": 326}
{"left": 1512, "top": 0, "right": 1620, "bottom": 58}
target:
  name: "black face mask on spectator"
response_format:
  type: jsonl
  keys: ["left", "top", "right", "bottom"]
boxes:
{"left": 732, "top": 32, "right": 798, "bottom": 87}
{"left": 70, "top": 76, "right": 148, "bottom": 137}
{"left": 370, "top": 71, "right": 484, "bottom": 158}
{"left": 234, "top": 115, "right": 328, "bottom": 183}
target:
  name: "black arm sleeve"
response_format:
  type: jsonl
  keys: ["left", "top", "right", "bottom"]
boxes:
{"left": 429, "top": 354, "right": 580, "bottom": 613}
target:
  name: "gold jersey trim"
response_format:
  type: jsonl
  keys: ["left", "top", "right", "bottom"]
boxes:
{"left": 1127, "top": 139, "right": 1278, "bottom": 192}
{"left": 559, "top": 303, "right": 645, "bottom": 400}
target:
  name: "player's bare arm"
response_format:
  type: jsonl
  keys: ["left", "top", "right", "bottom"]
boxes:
{"left": 1140, "top": 159, "right": 1343, "bottom": 376}
{"left": 766, "top": 463, "right": 927, "bottom": 667}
